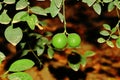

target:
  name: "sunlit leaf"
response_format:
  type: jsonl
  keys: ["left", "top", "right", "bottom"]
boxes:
{"left": 114, "top": 0, "right": 120, "bottom": 9}
{"left": 12, "top": 11, "right": 28, "bottom": 23}
{"left": 8, "top": 59, "right": 35, "bottom": 72}
{"left": 4, "top": 0, "right": 15, "bottom": 4}
{"left": 0, "top": 3, "right": 2, "bottom": 10}
{"left": 97, "top": 37, "right": 106, "bottom": 43}
{"left": 100, "top": 30, "right": 110, "bottom": 36}
{"left": 103, "top": 24, "right": 111, "bottom": 30}
{"left": 108, "top": 2, "right": 115, "bottom": 12}
{"left": 54, "top": 0, "right": 62, "bottom": 8}
{"left": 30, "top": 6, "right": 47, "bottom": 16}
{"left": 93, "top": 3, "right": 101, "bottom": 15}
{"left": 80, "top": 56, "right": 87, "bottom": 67}
{"left": 4, "top": 25, "right": 23, "bottom": 46}
{"left": 8, "top": 72, "right": 33, "bottom": 80}
{"left": 16, "top": 0, "right": 29, "bottom": 10}
{"left": 106, "top": 40, "right": 114, "bottom": 47}
{"left": 0, "top": 10, "right": 11, "bottom": 24}
{"left": 0, "top": 51, "right": 6, "bottom": 64}
{"left": 84, "top": 51, "right": 95, "bottom": 57}
{"left": 111, "top": 27, "right": 117, "bottom": 34}
{"left": 116, "top": 37, "right": 120, "bottom": 48}
{"left": 47, "top": 47, "right": 54, "bottom": 59}
{"left": 34, "top": 46, "right": 45, "bottom": 56}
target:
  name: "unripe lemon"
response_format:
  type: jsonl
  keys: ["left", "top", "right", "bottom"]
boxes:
{"left": 52, "top": 33, "right": 67, "bottom": 49}
{"left": 68, "top": 33, "right": 81, "bottom": 48}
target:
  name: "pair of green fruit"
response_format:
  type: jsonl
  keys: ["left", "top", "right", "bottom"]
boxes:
{"left": 52, "top": 33, "right": 81, "bottom": 49}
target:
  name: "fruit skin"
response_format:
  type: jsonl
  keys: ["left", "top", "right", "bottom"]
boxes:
{"left": 68, "top": 33, "right": 81, "bottom": 48}
{"left": 52, "top": 33, "right": 67, "bottom": 49}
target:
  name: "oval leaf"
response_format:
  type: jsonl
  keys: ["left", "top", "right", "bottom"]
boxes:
{"left": 84, "top": 51, "right": 95, "bottom": 57}
{"left": 12, "top": 11, "right": 28, "bottom": 23}
{"left": 68, "top": 61, "right": 80, "bottom": 71}
{"left": 0, "top": 10, "right": 11, "bottom": 24}
{"left": 93, "top": 3, "right": 101, "bottom": 15}
{"left": 111, "top": 35, "right": 118, "bottom": 39}
{"left": 106, "top": 40, "right": 114, "bottom": 47}
{"left": 100, "top": 30, "right": 110, "bottom": 36}
{"left": 5, "top": 25, "right": 23, "bottom": 46}
{"left": 103, "top": 24, "right": 111, "bottom": 30}
{"left": 16, "top": 0, "right": 29, "bottom": 10}
{"left": 47, "top": 47, "right": 54, "bottom": 59}
{"left": 8, "top": 72, "right": 33, "bottom": 80}
{"left": 97, "top": 37, "right": 106, "bottom": 43}
{"left": 111, "top": 27, "right": 117, "bottom": 34}
{"left": 0, "top": 51, "right": 6, "bottom": 64}
{"left": 58, "top": 12, "right": 64, "bottom": 23}
{"left": 116, "top": 37, "right": 120, "bottom": 48}
{"left": 108, "top": 2, "right": 115, "bottom": 12}
{"left": 8, "top": 59, "right": 35, "bottom": 72}
{"left": 4, "top": 0, "right": 15, "bottom": 4}
{"left": 103, "top": 0, "right": 113, "bottom": 3}
{"left": 80, "top": 56, "right": 87, "bottom": 67}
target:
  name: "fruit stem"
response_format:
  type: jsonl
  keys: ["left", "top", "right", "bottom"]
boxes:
{"left": 63, "top": 0, "right": 68, "bottom": 35}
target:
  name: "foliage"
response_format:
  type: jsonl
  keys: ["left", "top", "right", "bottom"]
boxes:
{"left": 0, "top": 0, "right": 120, "bottom": 79}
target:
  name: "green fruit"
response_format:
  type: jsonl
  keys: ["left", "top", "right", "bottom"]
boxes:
{"left": 68, "top": 33, "right": 81, "bottom": 48}
{"left": 52, "top": 33, "right": 67, "bottom": 49}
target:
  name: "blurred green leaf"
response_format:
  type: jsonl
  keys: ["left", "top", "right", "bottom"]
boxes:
{"left": 30, "top": 6, "right": 47, "bottom": 16}
{"left": 58, "top": 12, "right": 64, "bottom": 23}
{"left": 12, "top": 11, "right": 28, "bottom": 23}
{"left": 4, "top": 25, "right": 23, "bottom": 46}
{"left": 21, "top": 50, "right": 30, "bottom": 57}
{"left": 111, "top": 27, "right": 117, "bottom": 34}
{"left": 93, "top": 3, "right": 101, "bottom": 15}
{"left": 84, "top": 51, "right": 95, "bottom": 57}
{"left": 34, "top": 46, "right": 45, "bottom": 56}
{"left": 8, "top": 59, "right": 35, "bottom": 72}
{"left": 54, "top": 0, "right": 63, "bottom": 8}
{"left": 80, "top": 56, "right": 87, "bottom": 67}
{"left": 108, "top": 2, "right": 115, "bottom": 12}
{"left": 114, "top": 0, "right": 120, "bottom": 9}
{"left": 47, "top": 47, "right": 54, "bottom": 59}
{"left": 8, "top": 72, "right": 33, "bottom": 80}
{"left": 106, "top": 40, "right": 114, "bottom": 47}
{"left": 97, "top": 37, "right": 106, "bottom": 43}
{"left": 116, "top": 37, "right": 120, "bottom": 48}
{"left": 82, "top": 0, "right": 96, "bottom": 7}
{"left": 0, "top": 51, "right": 6, "bottom": 64}
{"left": 4, "top": 0, "right": 15, "bottom": 4}
{"left": 111, "top": 35, "right": 118, "bottom": 39}
{"left": 0, "top": 10, "right": 11, "bottom": 24}
{"left": 103, "top": 24, "right": 111, "bottom": 30}
{"left": 100, "top": 30, "right": 110, "bottom": 36}
{"left": 16, "top": 0, "right": 29, "bottom": 10}
{"left": 0, "top": 3, "right": 2, "bottom": 10}
{"left": 68, "top": 61, "right": 80, "bottom": 71}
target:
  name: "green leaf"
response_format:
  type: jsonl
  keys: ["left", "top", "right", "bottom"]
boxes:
{"left": 0, "top": 10, "right": 11, "bottom": 24}
{"left": 4, "top": 0, "right": 15, "bottom": 4}
{"left": 47, "top": 47, "right": 54, "bottom": 59}
{"left": 4, "top": 25, "right": 23, "bottom": 46}
{"left": 114, "top": 0, "right": 120, "bottom": 9}
{"left": 100, "top": 30, "right": 110, "bottom": 36}
{"left": 103, "top": 0, "right": 113, "bottom": 3}
{"left": 84, "top": 51, "right": 95, "bottom": 57}
{"left": 54, "top": 0, "right": 63, "bottom": 8}
{"left": 80, "top": 56, "right": 87, "bottom": 67}
{"left": 21, "top": 50, "right": 30, "bottom": 57}
{"left": 106, "top": 40, "right": 114, "bottom": 47}
{"left": 8, "top": 72, "right": 33, "bottom": 80}
{"left": 97, "top": 37, "right": 106, "bottom": 43}
{"left": 103, "top": 24, "right": 111, "bottom": 30}
{"left": 49, "top": 0, "right": 61, "bottom": 17}
{"left": 93, "top": 3, "right": 101, "bottom": 15}
{"left": 58, "top": 12, "right": 64, "bottom": 23}
{"left": 26, "top": 14, "right": 38, "bottom": 30}
{"left": 111, "top": 27, "right": 117, "bottom": 33}
{"left": 37, "top": 37, "right": 48, "bottom": 46}
{"left": 68, "top": 61, "right": 80, "bottom": 71}
{"left": 12, "top": 11, "right": 28, "bottom": 23}
{"left": 16, "top": 0, "right": 29, "bottom": 10}
{"left": 34, "top": 46, "right": 45, "bottom": 56}
{"left": 111, "top": 35, "right": 118, "bottom": 39}
{"left": 108, "top": 2, "right": 115, "bottom": 12}
{"left": 116, "top": 37, "right": 120, "bottom": 48}
{"left": 0, "top": 3, "right": 2, "bottom": 10}
{"left": 0, "top": 51, "right": 6, "bottom": 64}
{"left": 8, "top": 59, "right": 35, "bottom": 72}
{"left": 30, "top": 6, "right": 47, "bottom": 16}
{"left": 86, "top": 0, "right": 96, "bottom": 7}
